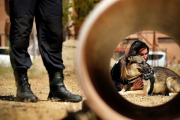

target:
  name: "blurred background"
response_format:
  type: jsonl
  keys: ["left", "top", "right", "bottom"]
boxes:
{"left": 0, "top": 0, "right": 180, "bottom": 119}
{"left": 0, "top": 0, "right": 180, "bottom": 68}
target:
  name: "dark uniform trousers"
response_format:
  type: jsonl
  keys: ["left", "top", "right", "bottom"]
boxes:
{"left": 10, "top": 0, "right": 65, "bottom": 74}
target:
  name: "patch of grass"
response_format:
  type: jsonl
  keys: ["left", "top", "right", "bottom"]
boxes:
{"left": 0, "top": 64, "right": 14, "bottom": 80}
{"left": 64, "top": 73, "right": 71, "bottom": 76}
{"left": 0, "top": 65, "right": 48, "bottom": 80}
{"left": 28, "top": 65, "right": 47, "bottom": 79}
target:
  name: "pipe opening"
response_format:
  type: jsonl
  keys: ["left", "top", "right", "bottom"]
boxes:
{"left": 111, "top": 31, "right": 180, "bottom": 107}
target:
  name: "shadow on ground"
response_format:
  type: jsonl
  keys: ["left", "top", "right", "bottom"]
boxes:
{"left": 63, "top": 100, "right": 100, "bottom": 120}
{"left": 0, "top": 95, "right": 16, "bottom": 101}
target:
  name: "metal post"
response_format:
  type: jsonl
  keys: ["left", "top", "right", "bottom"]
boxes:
{"left": 32, "top": 18, "right": 36, "bottom": 62}
{"left": 153, "top": 31, "right": 158, "bottom": 66}
{"left": 137, "top": 32, "right": 142, "bottom": 41}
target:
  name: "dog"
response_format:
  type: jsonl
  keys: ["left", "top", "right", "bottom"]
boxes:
{"left": 119, "top": 55, "right": 180, "bottom": 96}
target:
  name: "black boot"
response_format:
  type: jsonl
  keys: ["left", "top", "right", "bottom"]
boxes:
{"left": 48, "top": 69, "right": 82, "bottom": 102}
{"left": 14, "top": 68, "right": 38, "bottom": 102}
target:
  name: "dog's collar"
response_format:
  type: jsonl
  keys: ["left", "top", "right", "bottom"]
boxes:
{"left": 127, "top": 70, "right": 155, "bottom": 94}
{"left": 127, "top": 75, "right": 142, "bottom": 85}
{"left": 148, "top": 70, "right": 155, "bottom": 94}
{"left": 125, "top": 68, "right": 142, "bottom": 85}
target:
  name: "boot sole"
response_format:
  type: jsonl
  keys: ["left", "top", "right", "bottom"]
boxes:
{"left": 48, "top": 97, "right": 82, "bottom": 102}
{"left": 16, "top": 97, "right": 38, "bottom": 102}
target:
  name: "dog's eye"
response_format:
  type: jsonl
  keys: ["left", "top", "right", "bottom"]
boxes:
{"left": 131, "top": 61, "right": 137, "bottom": 64}
{"left": 138, "top": 62, "right": 144, "bottom": 65}
{"left": 137, "top": 61, "right": 143, "bottom": 65}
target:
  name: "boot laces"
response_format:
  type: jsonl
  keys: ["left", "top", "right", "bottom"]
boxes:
{"left": 20, "top": 82, "right": 32, "bottom": 93}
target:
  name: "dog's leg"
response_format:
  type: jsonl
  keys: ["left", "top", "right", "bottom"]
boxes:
{"left": 119, "top": 85, "right": 129, "bottom": 95}
{"left": 166, "top": 77, "right": 180, "bottom": 96}
{"left": 119, "top": 90, "right": 146, "bottom": 96}
{"left": 119, "top": 82, "right": 149, "bottom": 96}
{"left": 121, "top": 81, "right": 149, "bottom": 96}
{"left": 169, "top": 93, "right": 178, "bottom": 96}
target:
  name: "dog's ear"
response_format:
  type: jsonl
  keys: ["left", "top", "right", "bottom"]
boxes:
{"left": 128, "top": 56, "right": 133, "bottom": 61}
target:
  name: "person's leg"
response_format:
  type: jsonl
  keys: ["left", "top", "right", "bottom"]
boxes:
{"left": 113, "top": 81, "right": 121, "bottom": 91}
{"left": 36, "top": 0, "right": 82, "bottom": 102}
{"left": 9, "top": 0, "right": 38, "bottom": 102}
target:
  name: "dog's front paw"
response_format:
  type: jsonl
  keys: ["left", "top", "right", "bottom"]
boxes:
{"left": 169, "top": 93, "right": 178, "bottom": 96}
{"left": 119, "top": 91, "right": 125, "bottom": 96}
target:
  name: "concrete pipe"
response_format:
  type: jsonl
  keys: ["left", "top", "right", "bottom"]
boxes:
{"left": 76, "top": 0, "right": 180, "bottom": 119}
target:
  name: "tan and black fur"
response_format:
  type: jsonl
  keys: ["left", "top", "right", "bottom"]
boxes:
{"left": 119, "top": 55, "right": 180, "bottom": 96}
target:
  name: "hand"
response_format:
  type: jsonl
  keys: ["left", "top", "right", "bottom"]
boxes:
{"left": 131, "top": 77, "right": 144, "bottom": 90}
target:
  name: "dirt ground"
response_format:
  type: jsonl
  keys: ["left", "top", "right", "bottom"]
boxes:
{"left": 0, "top": 40, "right": 177, "bottom": 120}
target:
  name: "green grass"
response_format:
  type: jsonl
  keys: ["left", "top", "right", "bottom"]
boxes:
{"left": 28, "top": 65, "right": 47, "bottom": 79}
{"left": 0, "top": 63, "right": 47, "bottom": 80}
{"left": 0, "top": 64, "right": 14, "bottom": 80}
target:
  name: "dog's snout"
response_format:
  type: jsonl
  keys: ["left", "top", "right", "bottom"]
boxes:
{"left": 143, "top": 67, "right": 151, "bottom": 74}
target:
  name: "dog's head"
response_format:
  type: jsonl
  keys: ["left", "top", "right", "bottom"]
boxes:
{"left": 125, "top": 55, "right": 151, "bottom": 80}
